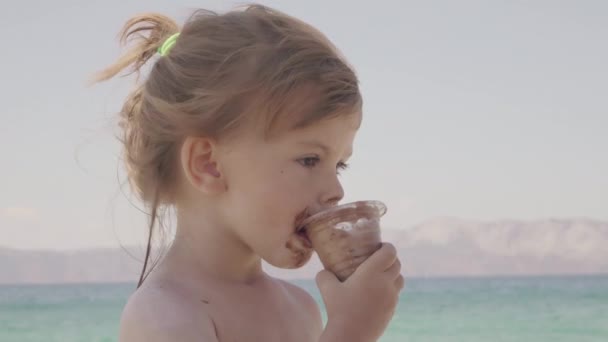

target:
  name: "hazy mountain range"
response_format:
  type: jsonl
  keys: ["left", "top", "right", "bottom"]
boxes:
{"left": 1, "top": 218, "right": 607, "bottom": 284}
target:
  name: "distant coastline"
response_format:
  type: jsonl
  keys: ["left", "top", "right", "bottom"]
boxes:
{"left": 2, "top": 218, "right": 607, "bottom": 284}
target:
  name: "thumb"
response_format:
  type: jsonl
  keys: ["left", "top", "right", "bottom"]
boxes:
{"left": 315, "top": 269, "right": 339, "bottom": 298}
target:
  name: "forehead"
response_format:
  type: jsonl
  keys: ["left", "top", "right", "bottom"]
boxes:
{"left": 219, "top": 103, "right": 360, "bottom": 159}
{"left": 271, "top": 112, "right": 361, "bottom": 161}
{"left": 261, "top": 84, "right": 362, "bottom": 140}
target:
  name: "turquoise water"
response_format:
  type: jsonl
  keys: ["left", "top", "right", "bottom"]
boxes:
{"left": 1, "top": 275, "right": 607, "bottom": 341}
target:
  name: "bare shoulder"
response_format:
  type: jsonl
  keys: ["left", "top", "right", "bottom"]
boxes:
{"left": 277, "top": 278, "right": 323, "bottom": 332}
{"left": 119, "top": 280, "right": 218, "bottom": 342}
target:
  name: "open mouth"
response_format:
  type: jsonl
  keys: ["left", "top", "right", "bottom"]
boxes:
{"left": 296, "top": 227, "right": 309, "bottom": 238}
{"left": 294, "top": 208, "right": 312, "bottom": 246}
{"left": 295, "top": 229, "right": 312, "bottom": 249}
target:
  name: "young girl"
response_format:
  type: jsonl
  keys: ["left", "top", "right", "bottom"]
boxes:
{"left": 94, "top": 4, "right": 404, "bottom": 342}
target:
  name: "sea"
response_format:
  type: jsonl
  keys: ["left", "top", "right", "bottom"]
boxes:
{"left": 1, "top": 275, "right": 607, "bottom": 342}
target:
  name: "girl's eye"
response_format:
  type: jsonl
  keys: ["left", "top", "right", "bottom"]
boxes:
{"left": 298, "top": 156, "right": 320, "bottom": 168}
{"left": 337, "top": 161, "right": 350, "bottom": 175}
{"left": 298, "top": 157, "right": 350, "bottom": 175}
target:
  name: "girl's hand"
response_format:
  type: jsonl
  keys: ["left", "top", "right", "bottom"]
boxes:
{"left": 316, "top": 243, "right": 404, "bottom": 342}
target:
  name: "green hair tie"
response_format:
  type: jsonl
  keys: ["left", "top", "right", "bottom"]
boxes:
{"left": 158, "top": 33, "right": 180, "bottom": 56}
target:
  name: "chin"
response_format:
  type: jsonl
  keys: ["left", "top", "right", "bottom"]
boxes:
{"left": 286, "top": 249, "right": 314, "bottom": 269}
{"left": 265, "top": 247, "right": 313, "bottom": 269}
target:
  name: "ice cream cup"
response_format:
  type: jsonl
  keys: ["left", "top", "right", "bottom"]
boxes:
{"left": 299, "top": 200, "right": 387, "bottom": 281}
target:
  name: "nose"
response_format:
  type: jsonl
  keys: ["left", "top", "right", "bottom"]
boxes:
{"left": 318, "top": 174, "right": 344, "bottom": 209}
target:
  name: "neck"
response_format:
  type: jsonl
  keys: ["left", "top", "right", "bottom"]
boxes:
{"left": 159, "top": 204, "right": 265, "bottom": 285}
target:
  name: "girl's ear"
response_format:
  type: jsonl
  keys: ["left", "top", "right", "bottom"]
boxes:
{"left": 180, "top": 136, "right": 227, "bottom": 195}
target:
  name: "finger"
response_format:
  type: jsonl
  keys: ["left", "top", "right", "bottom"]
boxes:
{"left": 359, "top": 243, "right": 397, "bottom": 273}
{"left": 384, "top": 258, "right": 401, "bottom": 278}
{"left": 395, "top": 274, "right": 405, "bottom": 290}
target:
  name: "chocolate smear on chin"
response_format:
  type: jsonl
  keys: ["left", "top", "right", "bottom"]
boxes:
{"left": 276, "top": 207, "right": 313, "bottom": 268}
{"left": 285, "top": 236, "right": 313, "bottom": 268}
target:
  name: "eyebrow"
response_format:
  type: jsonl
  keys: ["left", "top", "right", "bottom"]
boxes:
{"left": 297, "top": 141, "right": 353, "bottom": 158}
{"left": 298, "top": 141, "right": 330, "bottom": 153}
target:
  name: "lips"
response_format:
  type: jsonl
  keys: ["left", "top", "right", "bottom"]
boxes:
{"left": 294, "top": 208, "right": 311, "bottom": 233}
{"left": 293, "top": 208, "right": 312, "bottom": 247}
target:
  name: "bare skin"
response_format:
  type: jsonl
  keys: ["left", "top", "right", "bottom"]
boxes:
{"left": 120, "top": 265, "right": 322, "bottom": 342}
{"left": 118, "top": 110, "right": 404, "bottom": 342}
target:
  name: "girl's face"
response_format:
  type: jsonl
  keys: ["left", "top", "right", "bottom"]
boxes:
{"left": 217, "top": 111, "right": 361, "bottom": 269}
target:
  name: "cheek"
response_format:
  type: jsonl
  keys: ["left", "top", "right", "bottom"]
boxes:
{"left": 228, "top": 161, "right": 309, "bottom": 229}
{"left": 235, "top": 172, "right": 296, "bottom": 222}
{"left": 251, "top": 165, "right": 306, "bottom": 197}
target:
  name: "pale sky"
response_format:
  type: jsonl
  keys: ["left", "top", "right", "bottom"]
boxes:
{"left": 1, "top": 0, "right": 607, "bottom": 250}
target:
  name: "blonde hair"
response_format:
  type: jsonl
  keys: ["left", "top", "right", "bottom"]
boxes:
{"left": 93, "top": 4, "right": 362, "bottom": 287}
